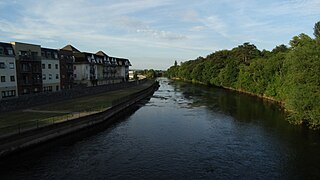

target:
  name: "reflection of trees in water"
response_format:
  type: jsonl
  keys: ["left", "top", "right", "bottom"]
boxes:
{"left": 173, "top": 80, "right": 287, "bottom": 127}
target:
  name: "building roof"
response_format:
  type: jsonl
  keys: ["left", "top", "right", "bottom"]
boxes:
{"left": 0, "top": 42, "right": 15, "bottom": 56}
{"left": 96, "top": 51, "right": 109, "bottom": 57}
{"left": 61, "top": 44, "right": 80, "bottom": 53}
{"left": 41, "top": 47, "right": 58, "bottom": 52}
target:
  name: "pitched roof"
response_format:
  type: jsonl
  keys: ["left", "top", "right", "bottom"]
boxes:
{"left": 61, "top": 44, "right": 80, "bottom": 52}
{"left": 96, "top": 50, "right": 108, "bottom": 57}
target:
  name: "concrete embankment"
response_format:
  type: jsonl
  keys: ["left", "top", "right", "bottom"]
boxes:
{"left": 0, "top": 81, "right": 159, "bottom": 157}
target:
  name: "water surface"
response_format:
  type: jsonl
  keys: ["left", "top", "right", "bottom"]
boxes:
{"left": 1, "top": 78, "right": 320, "bottom": 179}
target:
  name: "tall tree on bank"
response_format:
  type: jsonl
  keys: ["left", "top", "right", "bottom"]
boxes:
{"left": 166, "top": 21, "right": 320, "bottom": 129}
{"left": 314, "top": 21, "right": 320, "bottom": 39}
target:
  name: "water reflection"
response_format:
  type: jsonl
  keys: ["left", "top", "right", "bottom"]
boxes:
{"left": 0, "top": 78, "right": 320, "bottom": 179}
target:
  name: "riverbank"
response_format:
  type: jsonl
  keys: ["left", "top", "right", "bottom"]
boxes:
{"left": 174, "top": 78, "right": 283, "bottom": 104}
{"left": 0, "top": 81, "right": 159, "bottom": 157}
{"left": 169, "top": 78, "right": 311, "bottom": 127}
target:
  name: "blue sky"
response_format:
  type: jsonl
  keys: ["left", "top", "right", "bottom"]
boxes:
{"left": 0, "top": 0, "right": 319, "bottom": 70}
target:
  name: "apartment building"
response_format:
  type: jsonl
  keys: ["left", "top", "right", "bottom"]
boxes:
{"left": 41, "top": 48, "right": 60, "bottom": 92}
{"left": 58, "top": 49, "right": 74, "bottom": 90}
{"left": 109, "top": 56, "right": 121, "bottom": 83}
{"left": 61, "top": 44, "right": 131, "bottom": 86}
{"left": 0, "top": 42, "right": 18, "bottom": 99}
{"left": 116, "top": 58, "right": 131, "bottom": 82}
{"left": 11, "top": 42, "right": 42, "bottom": 95}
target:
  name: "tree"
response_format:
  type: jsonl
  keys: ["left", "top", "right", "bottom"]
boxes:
{"left": 314, "top": 21, "right": 320, "bottom": 39}
{"left": 289, "top": 33, "right": 313, "bottom": 48}
{"left": 272, "top": 44, "right": 289, "bottom": 54}
{"left": 232, "top": 42, "right": 260, "bottom": 64}
{"left": 174, "top": 60, "right": 178, "bottom": 67}
{"left": 282, "top": 34, "right": 320, "bottom": 127}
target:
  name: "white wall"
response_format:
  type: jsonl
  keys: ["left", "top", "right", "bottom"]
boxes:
{"left": 42, "top": 59, "right": 60, "bottom": 91}
{"left": 74, "top": 63, "right": 90, "bottom": 81}
{"left": 0, "top": 56, "right": 18, "bottom": 99}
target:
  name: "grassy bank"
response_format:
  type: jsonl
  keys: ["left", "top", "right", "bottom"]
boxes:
{"left": 0, "top": 80, "right": 154, "bottom": 136}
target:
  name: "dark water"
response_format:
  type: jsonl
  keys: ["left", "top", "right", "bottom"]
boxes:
{"left": 1, "top": 78, "right": 320, "bottom": 179}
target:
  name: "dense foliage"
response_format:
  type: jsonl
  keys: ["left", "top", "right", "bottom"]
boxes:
{"left": 167, "top": 22, "right": 320, "bottom": 129}
{"left": 137, "top": 69, "right": 163, "bottom": 79}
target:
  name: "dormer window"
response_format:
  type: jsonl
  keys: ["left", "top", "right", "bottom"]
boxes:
{"left": 7, "top": 48, "right": 13, "bottom": 55}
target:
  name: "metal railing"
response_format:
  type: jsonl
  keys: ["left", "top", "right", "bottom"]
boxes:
{"left": 0, "top": 81, "right": 157, "bottom": 138}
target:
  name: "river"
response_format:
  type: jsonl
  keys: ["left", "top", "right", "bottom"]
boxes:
{"left": 1, "top": 77, "right": 320, "bottom": 179}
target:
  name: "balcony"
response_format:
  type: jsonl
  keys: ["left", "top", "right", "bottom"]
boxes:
{"left": 67, "top": 68, "right": 74, "bottom": 73}
{"left": 18, "top": 55, "right": 41, "bottom": 61}
{"left": 21, "top": 81, "right": 32, "bottom": 86}
{"left": 32, "top": 68, "right": 42, "bottom": 73}
{"left": 33, "top": 81, "right": 42, "bottom": 85}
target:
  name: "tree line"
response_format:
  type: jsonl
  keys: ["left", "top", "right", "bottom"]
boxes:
{"left": 166, "top": 21, "right": 320, "bottom": 129}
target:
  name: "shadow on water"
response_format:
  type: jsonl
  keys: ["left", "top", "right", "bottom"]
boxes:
{"left": 170, "top": 80, "right": 320, "bottom": 179}
{"left": 0, "top": 96, "right": 152, "bottom": 172}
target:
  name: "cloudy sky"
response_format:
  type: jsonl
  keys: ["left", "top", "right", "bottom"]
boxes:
{"left": 0, "top": 0, "right": 319, "bottom": 70}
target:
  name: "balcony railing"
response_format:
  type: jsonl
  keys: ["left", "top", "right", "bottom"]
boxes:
{"left": 18, "top": 55, "right": 41, "bottom": 61}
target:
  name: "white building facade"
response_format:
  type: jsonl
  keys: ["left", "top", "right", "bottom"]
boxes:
{"left": 0, "top": 42, "right": 17, "bottom": 99}
{"left": 41, "top": 48, "right": 61, "bottom": 92}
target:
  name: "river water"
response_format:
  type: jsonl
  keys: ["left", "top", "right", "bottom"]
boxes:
{"left": 1, "top": 78, "right": 320, "bottom": 179}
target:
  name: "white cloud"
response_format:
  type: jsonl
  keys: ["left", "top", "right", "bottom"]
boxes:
{"left": 1, "top": 0, "right": 319, "bottom": 69}
{"left": 190, "top": 26, "right": 205, "bottom": 32}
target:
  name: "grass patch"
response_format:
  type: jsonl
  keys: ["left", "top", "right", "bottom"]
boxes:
{"left": 0, "top": 80, "right": 154, "bottom": 135}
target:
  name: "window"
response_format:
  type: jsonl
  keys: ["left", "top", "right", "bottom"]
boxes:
{"left": 48, "top": 64, "right": 51, "bottom": 69}
{"left": 56, "top": 85, "right": 59, "bottom": 91}
{"left": 7, "top": 48, "right": 13, "bottom": 55}
{"left": 55, "top": 64, "right": 58, "bottom": 69}
{"left": 46, "top": 52, "right": 51, "bottom": 58}
{"left": 20, "top": 51, "right": 27, "bottom": 56}
{"left": 74, "top": 74, "right": 77, "bottom": 78}
{"left": 74, "top": 66, "right": 76, "bottom": 70}
{"left": 41, "top": 52, "right": 45, "bottom": 57}
{"left": 1, "top": 90, "right": 16, "bottom": 98}
{"left": 56, "top": 74, "right": 59, "bottom": 79}
{"left": 49, "top": 74, "right": 52, "bottom": 80}
{"left": 1, "top": 76, "right": 5, "bottom": 82}
{"left": 22, "top": 63, "right": 32, "bottom": 72}
{"left": 0, "top": 62, "right": 5, "bottom": 69}
{"left": 54, "top": 52, "right": 58, "bottom": 59}
{"left": 31, "top": 52, "right": 38, "bottom": 59}
{"left": 42, "top": 74, "right": 46, "bottom": 80}
{"left": 23, "top": 88, "right": 29, "bottom": 94}
{"left": 42, "top": 64, "right": 45, "bottom": 69}
{"left": 0, "top": 47, "right": 3, "bottom": 55}
{"left": 10, "top": 76, "right": 15, "bottom": 82}
{"left": 9, "top": 62, "right": 14, "bottom": 69}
